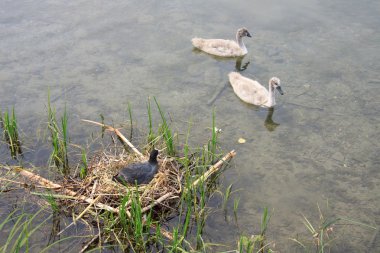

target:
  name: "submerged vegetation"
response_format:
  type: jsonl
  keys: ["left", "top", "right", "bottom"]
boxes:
{"left": 0, "top": 97, "right": 376, "bottom": 252}
{"left": 0, "top": 208, "right": 51, "bottom": 253}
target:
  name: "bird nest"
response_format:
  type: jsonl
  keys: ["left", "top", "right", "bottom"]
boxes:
{"left": 75, "top": 147, "right": 183, "bottom": 213}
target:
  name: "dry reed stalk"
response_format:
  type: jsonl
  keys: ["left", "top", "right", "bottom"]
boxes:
{"left": 191, "top": 150, "right": 236, "bottom": 188}
{"left": 141, "top": 192, "right": 175, "bottom": 213}
{"left": 2, "top": 166, "right": 118, "bottom": 213}
{"left": 81, "top": 119, "right": 144, "bottom": 158}
{"left": 90, "top": 179, "right": 98, "bottom": 199}
{"left": 0, "top": 177, "right": 55, "bottom": 189}
{"left": 79, "top": 234, "right": 100, "bottom": 253}
{"left": 57, "top": 195, "right": 102, "bottom": 236}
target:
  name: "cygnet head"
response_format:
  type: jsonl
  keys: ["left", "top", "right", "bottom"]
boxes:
{"left": 270, "top": 77, "right": 284, "bottom": 95}
{"left": 237, "top": 27, "right": 252, "bottom": 38}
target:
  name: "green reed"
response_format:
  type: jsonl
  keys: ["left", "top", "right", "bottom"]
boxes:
{"left": 222, "top": 184, "right": 233, "bottom": 211}
{"left": 177, "top": 123, "right": 194, "bottom": 242}
{"left": 0, "top": 107, "right": 21, "bottom": 158}
{"left": 47, "top": 92, "right": 69, "bottom": 173}
{"left": 99, "top": 113, "right": 105, "bottom": 138}
{"left": 236, "top": 207, "right": 273, "bottom": 253}
{"left": 146, "top": 97, "right": 156, "bottom": 145}
{"left": 291, "top": 203, "right": 376, "bottom": 253}
{"left": 195, "top": 178, "right": 207, "bottom": 249}
{"left": 0, "top": 208, "right": 51, "bottom": 253}
{"left": 233, "top": 197, "right": 240, "bottom": 220}
{"left": 115, "top": 188, "right": 155, "bottom": 251}
{"left": 260, "top": 207, "right": 271, "bottom": 238}
{"left": 154, "top": 97, "right": 175, "bottom": 156}
{"left": 79, "top": 148, "right": 88, "bottom": 179}
{"left": 44, "top": 192, "right": 60, "bottom": 213}
{"left": 209, "top": 108, "right": 217, "bottom": 163}
{"left": 169, "top": 227, "right": 180, "bottom": 253}
{"left": 127, "top": 101, "right": 133, "bottom": 139}
{"left": 238, "top": 235, "right": 254, "bottom": 253}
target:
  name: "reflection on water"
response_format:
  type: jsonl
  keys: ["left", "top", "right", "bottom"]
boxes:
{"left": 235, "top": 57, "right": 250, "bottom": 71}
{"left": 264, "top": 107, "right": 280, "bottom": 132}
{"left": 0, "top": 0, "right": 379, "bottom": 251}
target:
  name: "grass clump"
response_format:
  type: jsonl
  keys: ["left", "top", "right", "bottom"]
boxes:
{"left": 290, "top": 203, "right": 376, "bottom": 253}
{"left": 0, "top": 106, "right": 22, "bottom": 158}
{"left": 237, "top": 207, "right": 274, "bottom": 253}
{"left": 47, "top": 92, "right": 69, "bottom": 174}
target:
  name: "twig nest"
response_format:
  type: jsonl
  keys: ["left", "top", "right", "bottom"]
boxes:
{"left": 82, "top": 147, "right": 181, "bottom": 210}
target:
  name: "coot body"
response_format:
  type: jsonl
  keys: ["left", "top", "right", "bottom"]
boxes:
{"left": 114, "top": 149, "right": 159, "bottom": 185}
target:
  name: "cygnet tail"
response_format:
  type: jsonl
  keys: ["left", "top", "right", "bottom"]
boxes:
{"left": 191, "top": 38, "right": 205, "bottom": 49}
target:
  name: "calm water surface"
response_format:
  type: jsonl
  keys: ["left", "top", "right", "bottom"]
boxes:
{"left": 1, "top": 0, "right": 379, "bottom": 252}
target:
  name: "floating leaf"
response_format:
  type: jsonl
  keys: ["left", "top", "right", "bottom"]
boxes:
{"left": 238, "top": 138, "right": 246, "bottom": 144}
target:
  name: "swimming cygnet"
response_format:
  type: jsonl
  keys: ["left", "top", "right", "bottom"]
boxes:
{"left": 113, "top": 149, "right": 159, "bottom": 185}
{"left": 228, "top": 72, "right": 284, "bottom": 107}
{"left": 192, "top": 28, "right": 252, "bottom": 57}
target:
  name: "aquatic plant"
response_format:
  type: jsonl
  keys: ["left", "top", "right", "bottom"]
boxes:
{"left": 154, "top": 97, "right": 176, "bottom": 156}
{"left": 146, "top": 97, "right": 157, "bottom": 145}
{"left": 47, "top": 92, "right": 69, "bottom": 174}
{"left": 209, "top": 108, "right": 218, "bottom": 163}
{"left": 0, "top": 106, "right": 22, "bottom": 158}
{"left": 290, "top": 204, "right": 376, "bottom": 253}
{"left": 222, "top": 184, "right": 233, "bottom": 211}
{"left": 0, "top": 208, "right": 51, "bottom": 253}
{"left": 127, "top": 101, "right": 133, "bottom": 139}
{"left": 79, "top": 148, "right": 88, "bottom": 179}
{"left": 233, "top": 197, "right": 240, "bottom": 219}
{"left": 235, "top": 207, "right": 274, "bottom": 253}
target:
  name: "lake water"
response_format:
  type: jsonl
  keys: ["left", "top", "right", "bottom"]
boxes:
{"left": 1, "top": 0, "right": 379, "bottom": 252}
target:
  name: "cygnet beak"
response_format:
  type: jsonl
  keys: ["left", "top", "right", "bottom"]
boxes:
{"left": 276, "top": 86, "right": 284, "bottom": 95}
{"left": 247, "top": 32, "right": 252, "bottom": 38}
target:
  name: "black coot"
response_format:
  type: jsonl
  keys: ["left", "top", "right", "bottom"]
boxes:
{"left": 113, "top": 149, "right": 159, "bottom": 185}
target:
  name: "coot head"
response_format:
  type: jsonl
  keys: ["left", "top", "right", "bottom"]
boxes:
{"left": 149, "top": 149, "right": 159, "bottom": 163}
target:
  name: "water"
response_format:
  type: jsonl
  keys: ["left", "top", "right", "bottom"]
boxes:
{"left": 1, "top": 0, "right": 379, "bottom": 251}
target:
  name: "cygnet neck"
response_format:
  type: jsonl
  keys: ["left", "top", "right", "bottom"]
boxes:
{"left": 267, "top": 82, "right": 276, "bottom": 107}
{"left": 236, "top": 33, "right": 247, "bottom": 54}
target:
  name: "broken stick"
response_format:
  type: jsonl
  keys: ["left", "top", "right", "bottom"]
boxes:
{"left": 192, "top": 150, "right": 236, "bottom": 188}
